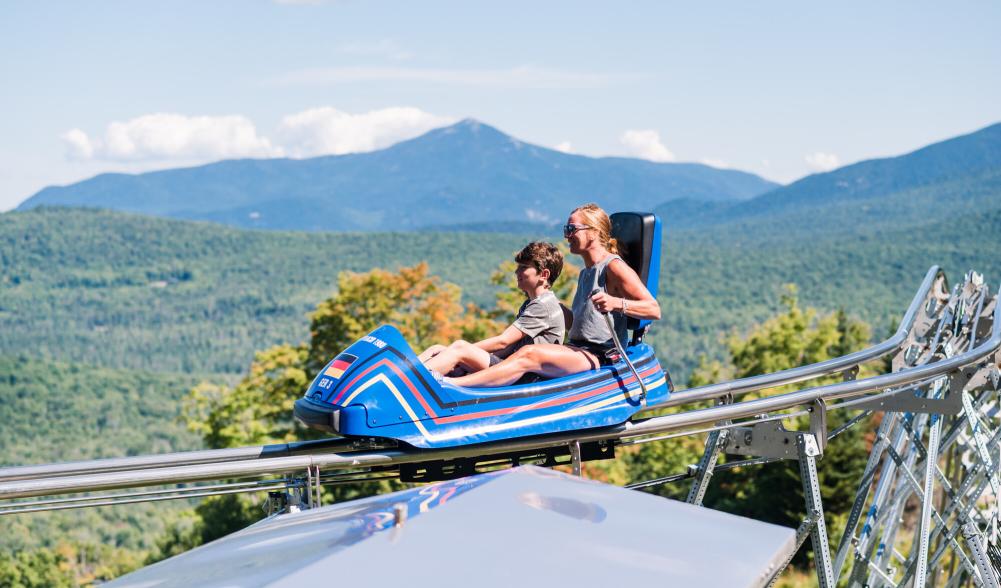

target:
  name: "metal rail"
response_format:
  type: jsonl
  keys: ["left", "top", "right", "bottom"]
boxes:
{"left": 654, "top": 264, "right": 947, "bottom": 408}
{"left": 0, "top": 275, "right": 996, "bottom": 502}
{"left": 0, "top": 435, "right": 376, "bottom": 483}
{"left": 0, "top": 266, "right": 943, "bottom": 488}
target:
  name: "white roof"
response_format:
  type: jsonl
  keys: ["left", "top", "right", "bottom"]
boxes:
{"left": 107, "top": 466, "right": 796, "bottom": 588}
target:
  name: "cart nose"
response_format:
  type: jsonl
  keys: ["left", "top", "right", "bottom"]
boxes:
{"left": 294, "top": 398, "right": 341, "bottom": 433}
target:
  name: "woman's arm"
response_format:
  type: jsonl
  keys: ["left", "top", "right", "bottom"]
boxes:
{"left": 591, "top": 259, "right": 662, "bottom": 320}
{"left": 475, "top": 325, "right": 526, "bottom": 353}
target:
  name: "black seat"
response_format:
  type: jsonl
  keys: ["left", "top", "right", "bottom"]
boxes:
{"left": 610, "top": 212, "right": 662, "bottom": 341}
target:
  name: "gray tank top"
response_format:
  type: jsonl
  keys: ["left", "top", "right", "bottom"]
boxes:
{"left": 568, "top": 254, "right": 628, "bottom": 350}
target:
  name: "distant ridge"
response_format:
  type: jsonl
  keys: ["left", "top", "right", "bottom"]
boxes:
{"left": 660, "top": 122, "right": 1001, "bottom": 236}
{"left": 17, "top": 119, "right": 778, "bottom": 232}
{"left": 732, "top": 122, "right": 1001, "bottom": 216}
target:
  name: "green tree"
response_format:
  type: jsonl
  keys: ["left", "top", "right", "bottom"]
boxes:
{"left": 628, "top": 286, "right": 872, "bottom": 561}
{"left": 707, "top": 287, "right": 871, "bottom": 563}
{"left": 0, "top": 549, "right": 74, "bottom": 588}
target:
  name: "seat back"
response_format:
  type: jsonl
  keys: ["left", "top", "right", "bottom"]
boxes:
{"left": 610, "top": 212, "right": 662, "bottom": 335}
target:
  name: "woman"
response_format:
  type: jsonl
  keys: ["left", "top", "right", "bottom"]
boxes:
{"left": 449, "top": 203, "right": 660, "bottom": 388}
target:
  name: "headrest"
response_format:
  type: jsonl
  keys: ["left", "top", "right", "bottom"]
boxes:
{"left": 610, "top": 212, "right": 662, "bottom": 332}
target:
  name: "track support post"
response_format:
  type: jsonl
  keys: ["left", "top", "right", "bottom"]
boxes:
{"left": 799, "top": 433, "right": 836, "bottom": 588}
{"left": 686, "top": 394, "right": 732, "bottom": 506}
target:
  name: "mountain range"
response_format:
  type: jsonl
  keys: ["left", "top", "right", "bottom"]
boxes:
{"left": 657, "top": 122, "right": 1001, "bottom": 237}
{"left": 18, "top": 120, "right": 777, "bottom": 231}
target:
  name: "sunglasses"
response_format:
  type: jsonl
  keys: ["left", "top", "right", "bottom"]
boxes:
{"left": 563, "top": 223, "right": 592, "bottom": 237}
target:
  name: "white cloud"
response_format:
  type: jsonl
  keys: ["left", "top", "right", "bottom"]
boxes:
{"left": 337, "top": 39, "right": 413, "bottom": 61}
{"left": 619, "top": 129, "right": 675, "bottom": 162}
{"left": 275, "top": 106, "right": 455, "bottom": 157}
{"left": 61, "top": 129, "right": 94, "bottom": 160}
{"left": 272, "top": 65, "right": 633, "bottom": 89}
{"left": 554, "top": 141, "right": 575, "bottom": 154}
{"left": 62, "top": 113, "right": 281, "bottom": 162}
{"left": 804, "top": 151, "right": 841, "bottom": 171}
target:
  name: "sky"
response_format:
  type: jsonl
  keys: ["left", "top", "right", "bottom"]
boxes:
{"left": 1, "top": 0, "right": 999, "bottom": 211}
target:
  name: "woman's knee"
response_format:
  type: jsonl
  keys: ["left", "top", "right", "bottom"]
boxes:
{"left": 508, "top": 345, "right": 543, "bottom": 369}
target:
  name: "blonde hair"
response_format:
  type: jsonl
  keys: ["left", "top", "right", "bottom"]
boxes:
{"left": 572, "top": 203, "right": 618, "bottom": 254}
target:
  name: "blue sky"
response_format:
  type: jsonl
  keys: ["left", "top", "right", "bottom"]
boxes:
{"left": 1, "top": 0, "right": 999, "bottom": 210}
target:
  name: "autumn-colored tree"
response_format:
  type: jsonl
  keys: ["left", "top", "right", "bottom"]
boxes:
{"left": 185, "top": 262, "right": 499, "bottom": 451}
{"left": 308, "top": 262, "right": 498, "bottom": 371}
{"left": 174, "top": 261, "right": 519, "bottom": 555}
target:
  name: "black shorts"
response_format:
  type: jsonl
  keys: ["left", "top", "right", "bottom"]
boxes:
{"left": 488, "top": 353, "right": 503, "bottom": 367}
{"left": 568, "top": 341, "right": 620, "bottom": 367}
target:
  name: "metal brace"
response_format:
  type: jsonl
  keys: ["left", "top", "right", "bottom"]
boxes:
{"left": 569, "top": 440, "right": 582, "bottom": 476}
{"left": 811, "top": 399, "right": 828, "bottom": 455}
{"left": 264, "top": 485, "right": 305, "bottom": 517}
{"left": 851, "top": 384, "right": 965, "bottom": 415}
{"left": 725, "top": 420, "right": 819, "bottom": 460}
{"left": 312, "top": 465, "right": 322, "bottom": 508}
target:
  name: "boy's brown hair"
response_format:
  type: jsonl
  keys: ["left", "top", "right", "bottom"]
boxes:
{"left": 514, "top": 242, "right": 563, "bottom": 288}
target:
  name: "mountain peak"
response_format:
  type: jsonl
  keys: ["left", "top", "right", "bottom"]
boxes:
{"left": 435, "top": 118, "right": 507, "bottom": 139}
{"left": 393, "top": 117, "right": 520, "bottom": 154}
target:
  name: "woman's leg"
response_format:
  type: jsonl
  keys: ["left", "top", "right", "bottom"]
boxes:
{"left": 425, "top": 340, "right": 492, "bottom": 375}
{"left": 448, "top": 344, "right": 599, "bottom": 388}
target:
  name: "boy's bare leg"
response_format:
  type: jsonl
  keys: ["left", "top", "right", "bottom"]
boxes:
{"left": 425, "top": 340, "right": 492, "bottom": 375}
{"left": 448, "top": 344, "right": 598, "bottom": 388}
{"left": 418, "top": 344, "right": 447, "bottom": 363}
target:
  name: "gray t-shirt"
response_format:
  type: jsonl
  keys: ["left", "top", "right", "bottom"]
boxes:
{"left": 496, "top": 290, "right": 566, "bottom": 359}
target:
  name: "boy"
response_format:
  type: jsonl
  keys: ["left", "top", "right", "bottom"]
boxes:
{"left": 419, "top": 242, "right": 568, "bottom": 379}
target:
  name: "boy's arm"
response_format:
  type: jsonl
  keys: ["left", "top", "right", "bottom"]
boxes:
{"left": 475, "top": 325, "right": 525, "bottom": 353}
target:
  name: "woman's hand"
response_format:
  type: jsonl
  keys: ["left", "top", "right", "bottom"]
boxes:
{"left": 589, "top": 290, "right": 622, "bottom": 314}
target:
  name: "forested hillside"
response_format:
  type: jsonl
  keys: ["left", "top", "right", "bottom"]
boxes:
{"left": 0, "top": 356, "right": 203, "bottom": 580}
{"left": 0, "top": 208, "right": 536, "bottom": 374}
{"left": 4, "top": 205, "right": 1001, "bottom": 383}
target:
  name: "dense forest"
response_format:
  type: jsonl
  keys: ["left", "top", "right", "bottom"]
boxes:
{"left": 4, "top": 205, "right": 1000, "bottom": 382}
{"left": 0, "top": 356, "right": 203, "bottom": 585}
{"left": 2, "top": 191, "right": 1001, "bottom": 584}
